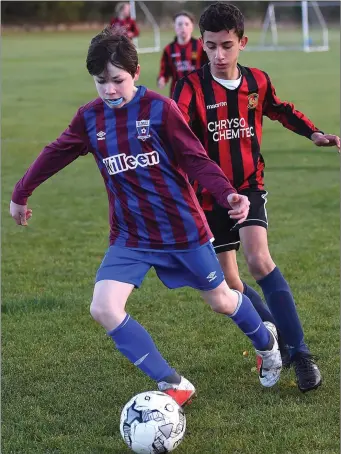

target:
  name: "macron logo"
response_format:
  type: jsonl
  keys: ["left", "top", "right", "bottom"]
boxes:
{"left": 206, "top": 271, "right": 217, "bottom": 282}
{"left": 97, "top": 131, "right": 106, "bottom": 140}
{"left": 207, "top": 101, "right": 228, "bottom": 110}
{"left": 103, "top": 151, "right": 160, "bottom": 175}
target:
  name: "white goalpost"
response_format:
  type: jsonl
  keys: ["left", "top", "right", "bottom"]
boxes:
{"left": 129, "top": 0, "right": 161, "bottom": 54}
{"left": 245, "top": 1, "right": 330, "bottom": 52}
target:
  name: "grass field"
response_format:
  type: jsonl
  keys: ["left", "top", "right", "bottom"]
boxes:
{"left": 2, "top": 28, "right": 340, "bottom": 454}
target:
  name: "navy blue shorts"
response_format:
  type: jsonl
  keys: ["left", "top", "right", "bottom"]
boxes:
{"left": 96, "top": 241, "right": 225, "bottom": 291}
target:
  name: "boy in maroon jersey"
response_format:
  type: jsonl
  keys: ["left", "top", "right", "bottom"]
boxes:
{"left": 10, "top": 28, "right": 284, "bottom": 408}
{"left": 110, "top": 2, "right": 139, "bottom": 40}
{"left": 157, "top": 11, "right": 208, "bottom": 97}
{"left": 173, "top": 2, "right": 340, "bottom": 393}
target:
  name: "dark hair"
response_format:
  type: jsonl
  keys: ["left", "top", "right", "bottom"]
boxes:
{"left": 199, "top": 2, "right": 244, "bottom": 40}
{"left": 86, "top": 27, "right": 138, "bottom": 77}
{"left": 173, "top": 10, "right": 195, "bottom": 24}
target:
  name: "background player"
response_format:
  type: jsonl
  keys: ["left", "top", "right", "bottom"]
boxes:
{"left": 173, "top": 2, "right": 340, "bottom": 393}
{"left": 157, "top": 11, "right": 208, "bottom": 97}
{"left": 9, "top": 28, "right": 283, "bottom": 407}
{"left": 110, "top": 2, "right": 139, "bottom": 40}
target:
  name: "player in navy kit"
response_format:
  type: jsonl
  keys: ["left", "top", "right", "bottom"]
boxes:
{"left": 10, "top": 28, "right": 282, "bottom": 406}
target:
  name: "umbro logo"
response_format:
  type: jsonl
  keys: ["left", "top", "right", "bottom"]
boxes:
{"left": 206, "top": 271, "right": 217, "bottom": 282}
{"left": 97, "top": 131, "right": 106, "bottom": 140}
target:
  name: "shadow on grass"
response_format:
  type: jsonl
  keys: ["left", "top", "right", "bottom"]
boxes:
{"left": 2, "top": 296, "right": 67, "bottom": 315}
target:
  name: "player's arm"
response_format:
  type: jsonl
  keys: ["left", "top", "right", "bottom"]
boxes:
{"left": 165, "top": 100, "right": 249, "bottom": 222}
{"left": 10, "top": 109, "right": 91, "bottom": 226}
{"left": 157, "top": 48, "right": 171, "bottom": 90}
{"left": 263, "top": 72, "right": 340, "bottom": 150}
{"left": 172, "top": 78, "right": 195, "bottom": 126}
{"left": 128, "top": 19, "right": 139, "bottom": 38}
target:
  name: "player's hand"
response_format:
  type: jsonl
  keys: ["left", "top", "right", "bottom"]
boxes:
{"left": 9, "top": 200, "right": 32, "bottom": 226}
{"left": 311, "top": 132, "right": 340, "bottom": 152}
{"left": 157, "top": 77, "right": 166, "bottom": 90}
{"left": 227, "top": 193, "right": 250, "bottom": 224}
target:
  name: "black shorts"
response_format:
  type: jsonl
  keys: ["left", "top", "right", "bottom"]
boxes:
{"left": 204, "top": 189, "right": 268, "bottom": 253}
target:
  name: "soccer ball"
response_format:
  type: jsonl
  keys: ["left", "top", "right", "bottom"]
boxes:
{"left": 120, "top": 391, "right": 186, "bottom": 453}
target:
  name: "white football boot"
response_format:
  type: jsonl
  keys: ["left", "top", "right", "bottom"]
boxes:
{"left": 256, "top": 321, "right": 283, "bottom": 387}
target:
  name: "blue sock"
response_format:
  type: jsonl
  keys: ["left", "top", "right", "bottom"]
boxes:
{"left": 242, "top": 282, "right": 276, "bottom": 325}
{"left": 107, "top": 314, "right": 175, "bottom": 382}
{"left": 257, "top": 267, "right": 310, "bottom": 356}
{"left": 228, "top": 292, "right": 271, "bottom": 351}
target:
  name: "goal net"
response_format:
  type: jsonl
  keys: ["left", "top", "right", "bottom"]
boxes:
{"left": 129, "top": 0, "right": 161, "bottom": 54}
{"left": 246, "top": 1, "right": 330, "bottom": 52}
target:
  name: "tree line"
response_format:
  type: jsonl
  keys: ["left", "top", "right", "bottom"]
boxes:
{"left": 2, "top": 1, "right": 339, "bottom": 25}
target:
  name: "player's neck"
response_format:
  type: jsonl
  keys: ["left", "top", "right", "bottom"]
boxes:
{"left": 177, "top": 37, "right": 191, "bottom": 46}
{"left": 211, "top": 64, "right": 240, "bottom": 81}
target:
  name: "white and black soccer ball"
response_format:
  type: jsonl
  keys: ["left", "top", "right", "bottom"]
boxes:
{"left": 120, "top": 391, "right": 186, "bottom": 453}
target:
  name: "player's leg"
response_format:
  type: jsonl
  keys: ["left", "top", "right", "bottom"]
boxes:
{"left": 154, "top": 243, "right": 282, "bottom": 388}
{"left": 205, "top": 208, "right": 277, "bottom": 325}
{"left": 217, "top": 248, "right": 277, "bottom": 325}
{"left": 239, "top": 205, "right": 321, "bottom": 391}
{"left": 91, "top": 246, "right": 181, "bottom": 389}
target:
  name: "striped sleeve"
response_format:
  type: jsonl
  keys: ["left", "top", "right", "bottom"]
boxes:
{"left": 262, "top": 71, "right": 321, "bottom": 139}
{"left": 158, "top": 46, "right": 172, "bottom": 82}
{"left": 164, "top": 100, "right": 236, "bottom": 208}
{"left": 172, "top": 78, "right": 196, "bottom": 126}
{"left": 130, "top": 19, "right": 139, "bottom": 38}
{"left": 11, "top": 109, "right": 90, "bottom": 205}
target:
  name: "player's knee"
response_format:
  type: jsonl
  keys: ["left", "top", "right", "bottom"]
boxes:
{"left": 207, "top": 287, "right": 237, "bottom": 315}
{"left": 90, "top": 299, "right": 105, "bottom": 323}
{"left": 90, "top": 297, "right": 121, "bottom": 325}
{"left": 225, "top": 275, "right": 243, "bottom": 292}
{"left": 245, "top": 252, "right": 273, "bottom": 278}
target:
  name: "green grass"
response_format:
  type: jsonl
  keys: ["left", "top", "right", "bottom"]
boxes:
{"left": 2, "top": 29, "right": 340, "bottom": 454}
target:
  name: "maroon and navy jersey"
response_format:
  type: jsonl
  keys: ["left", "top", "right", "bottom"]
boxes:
{"left": 12, "top": 86, "right": 236, "bottom": 250}
{"left": 158, "top": 37, "right": 208, "bottom": 97}
{"left": 173, "top": 64, "right": 321, "bottom": 211}
{"left": 110, "top": 17, "right": 139, "bottom": 38}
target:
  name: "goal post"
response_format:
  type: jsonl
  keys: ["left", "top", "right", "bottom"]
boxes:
{"left": 129, "top": 0, "right": 161, "bottom": 54}
{"left": 245, "top": 1, "right": 330, "bottom": 52}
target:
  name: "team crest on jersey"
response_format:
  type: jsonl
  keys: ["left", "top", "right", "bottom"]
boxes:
{"left": 136, "top": 120, "right": 151, "bottom": 141}
{"left": 191, "top": 51, "right": 198, "bottom": 59}
{"left": 248, "top": 93, "right": 259, "bottom": 109}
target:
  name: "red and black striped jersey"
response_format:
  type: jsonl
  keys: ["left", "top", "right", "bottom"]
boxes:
{"left": 173, "top": 63, "right": 321, "bottom": 210}
{"left": 110, "top": 17, "right": 139, "bottom": 39}
{"left": 158, "top": 37, "right": 208, "bottom": 97}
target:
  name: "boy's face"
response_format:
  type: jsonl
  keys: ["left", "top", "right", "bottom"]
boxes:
{"left": 174, "top": 15, "right": 194, "bottom": 42}
{"left": 202, "top": 29, "right": 248, "bottom": 77}
{"left": 94, "top": 62, "right": 140, "bottom": 109}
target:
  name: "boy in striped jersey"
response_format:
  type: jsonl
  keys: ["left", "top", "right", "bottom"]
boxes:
{"left": 10, "top": 28, "right": 283, "bottom": 406}
{"left": 173, "top": 2, "right": 340, "bottom": 393}
{"left": 157, "top": 11, "right": 208, "bottom": 97}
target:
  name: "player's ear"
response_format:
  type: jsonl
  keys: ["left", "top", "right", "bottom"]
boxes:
{"left": 133, "top": 64, "right": 141, "bottom": 82}
{"left": 200, "top": 38, "right": 207, "bottom": 53}
{"left": 239, "top": 36, "right": 248, "bottom": 50}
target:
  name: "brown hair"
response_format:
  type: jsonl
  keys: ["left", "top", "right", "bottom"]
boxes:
{"left": 173, "top": 10, "right": 195, "bottom": 24}
{"left": 86, "top": 27, "right": 138, "bottom": 77}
